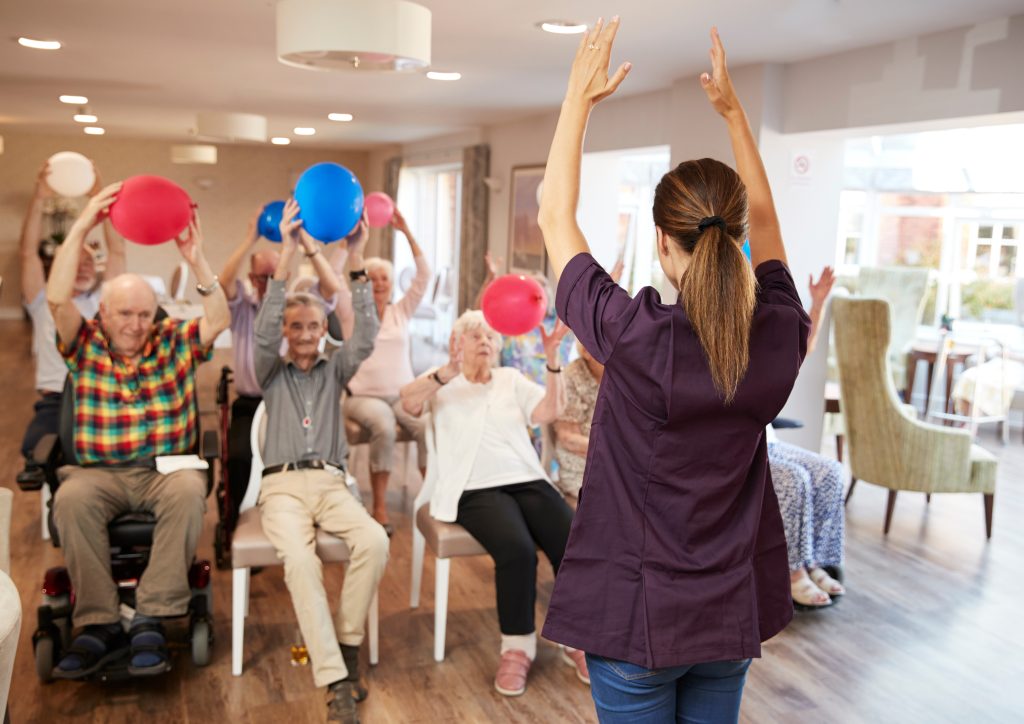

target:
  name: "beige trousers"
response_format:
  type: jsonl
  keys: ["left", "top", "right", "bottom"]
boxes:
{"left": 258, "top": 468, "right": 389, "bottom": 687}
{"left": 344, "top": 394, "right": 427, "bottom": 473}
{"left": 53, "top": 465, "right": 207, "bottom": 627}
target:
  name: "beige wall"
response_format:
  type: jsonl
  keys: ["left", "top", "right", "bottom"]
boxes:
{"left": 0, "top": 131, "right": 370, "bottom": 313}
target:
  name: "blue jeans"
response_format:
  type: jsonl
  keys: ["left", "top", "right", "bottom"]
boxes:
{"left": 587, "top": 654, "right": 752, "bottom": 724}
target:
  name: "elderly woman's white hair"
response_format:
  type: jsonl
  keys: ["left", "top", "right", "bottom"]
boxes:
{"left": 452, "top": 309, "right": 500, "bottom": 341}
{"left": 364, "top": 256, "right": 394, "bottom": 280}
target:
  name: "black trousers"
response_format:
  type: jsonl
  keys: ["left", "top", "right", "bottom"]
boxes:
{"left": 455, "top": 479, "right": 574, "bottom": 635}
{"left": 226, "top": 394, "right": 263, "bottom": 525}
{"left": 21, "top": 391, "right": 63, "bottom": 459}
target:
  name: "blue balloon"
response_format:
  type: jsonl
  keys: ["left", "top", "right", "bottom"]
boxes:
{"left": 258, "top": 200, "right": 286, "bottom": 242}
{"left": 742, "top": 239, "right": 751, "bottom": 261}
{"left": 293, "top": 162, "right": 364, "bottom": 243}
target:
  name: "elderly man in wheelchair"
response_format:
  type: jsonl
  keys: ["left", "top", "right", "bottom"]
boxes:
{"left": 37, "top": 185, "right": 229, "bottom": 680}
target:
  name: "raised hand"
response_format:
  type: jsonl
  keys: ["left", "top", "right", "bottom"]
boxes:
{"left": 441, "top": 331, "right": 463, "bottom": 379}
{"left": 245, "top": 205, "right": 262, "bottom": 245}
{"left": 74, "top": 182, "right": 122, "bottom": 231}
{"left": 279, "top": 198, "right": 303, "bottom": 251}
{"left": 175, "top": 214, "right": 205, "bottom": 268}
{"left": 345, "top": 210, "right": 369, "bottom": 252}
{"left": 391, "top": 206, "right": 411, "bottom": 236}
{"left": 35, "top": 162, "right": 55, "bottom": 200}
{"left": 809, "top": 266, "right": 835, "bottom": 307}
{"left": 484, "top": 252, "right": 504, "bottom": 280}
{"left": 700, "top": 27, "right": 741, "bottom": 119}
{"left": 540, "top": 319, "right": 571, "bottom": 365}
{"left": 564, "top": 16, "right": 632, "bottom": 107}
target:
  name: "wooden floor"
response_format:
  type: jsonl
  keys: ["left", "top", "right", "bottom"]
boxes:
{"left": 2, "top": 317, "right": 1023, "bottom": 723}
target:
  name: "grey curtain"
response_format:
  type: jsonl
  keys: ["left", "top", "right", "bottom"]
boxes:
{"left": 374, "top": 155, "right": 402, "bottom": 260}
{"left": 458, "top": 144, "right": 490, "bottom": 313}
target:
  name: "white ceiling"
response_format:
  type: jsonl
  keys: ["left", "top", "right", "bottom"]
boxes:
{"left": 1, "top": 0, "right": 1021, "bottom": 150}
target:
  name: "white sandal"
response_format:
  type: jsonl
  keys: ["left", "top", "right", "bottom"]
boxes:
{"left": 792, "top": 575, "right": 832, "bottom": 610}
{"left": 809, "top": 567, "right": 845, "bottom": 597}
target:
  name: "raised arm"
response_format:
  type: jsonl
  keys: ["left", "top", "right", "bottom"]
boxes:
{"left": 47, "top": 183, "right": 121, "bottom": 347}
{"left": 174, "top": 213, "right": 229, "bottom": 347}
{"left": 529, "top": 320, "right": 569, "bottom": 425}
{"left": 20, "top": 163, "right": 53, "bottom": 304}
{"left": 88, "top": 162, "right": 126, "bottom": 280}
{"left": 537, "top": 17, "right": 631, "bottom": 278}
{"left": 392, "top": 207, "right": 431, "bottom": 317}
{"left": 253, "top": 275, "right": 287, "bottom": 389}
{"left": 701, "top": 27, "right": 786, "bottom": 268}
{"left": 401, "top": 333, "right": 462, "bottom": 417}
{"left": 472, "top": 252, "right": 502, "bottom": 310}
{"left": 335, "top": 215, "right": 368, "bottom": 340}
{"left": 806, "top": 266, "right": 835, "bottom": 356}
{"left": 220, "top": 208, "right": 261, "bottom": 301}
{"left": 335, "top": 278, "right": 379, "bottom": 384}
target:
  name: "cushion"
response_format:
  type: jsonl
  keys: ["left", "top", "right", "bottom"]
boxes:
{"left": 415, "top": 504, "right": 486, "bottom": 559}
{"left": 231, "top": 508, "right": 351, "bottom": 569}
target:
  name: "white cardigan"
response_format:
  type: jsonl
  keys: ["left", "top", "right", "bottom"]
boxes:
{"left": 421, "top": 367, "right": 552, "bottom": 522}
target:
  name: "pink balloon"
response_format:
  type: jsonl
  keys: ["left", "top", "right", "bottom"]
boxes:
{"left": 109, "top": 175, "right": 194, "bottom": 245}
{"left": 481, "top": 275, "right": 547, "bottom": 336}
{"left": 364, "top": 192, "right": 395, "bottom": 228}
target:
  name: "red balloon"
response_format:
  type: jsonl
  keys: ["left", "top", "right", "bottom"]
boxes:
{"left": 109, "top": 175, "right": 194, "bottom": 245}
{"left": 481, "top": 274, "right": 548, "bottom": 336}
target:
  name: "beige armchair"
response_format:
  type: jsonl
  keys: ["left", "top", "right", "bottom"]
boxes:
{"left": 832, "top": 297, "right": 997, "bottom": 538}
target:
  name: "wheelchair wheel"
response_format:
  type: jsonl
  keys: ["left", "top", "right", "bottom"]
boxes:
{"left": 191, "top": 620, "right": 212, "bottom": 667}
{"left": 35, "top": 636, "right": 55, "bottom": 682}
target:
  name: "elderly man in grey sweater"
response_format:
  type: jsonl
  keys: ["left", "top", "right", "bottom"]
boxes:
{"left": 253, "top": 210, "right": 387, "bottom": 724}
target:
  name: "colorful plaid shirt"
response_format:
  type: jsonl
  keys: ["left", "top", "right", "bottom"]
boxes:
{"left": 59, "top": 317, "right": 213, "bottom": 464}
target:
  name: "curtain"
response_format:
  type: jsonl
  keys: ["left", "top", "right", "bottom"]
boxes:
{"left": 458, "top": 144, "right": 490, "bottom": 313}
{"left": 374, "top": 155, "right": 402, "bottom": 261}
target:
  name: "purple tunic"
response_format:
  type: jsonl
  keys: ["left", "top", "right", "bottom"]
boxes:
{"left": 543, "top": 253, "right": 809, "bottom": 668}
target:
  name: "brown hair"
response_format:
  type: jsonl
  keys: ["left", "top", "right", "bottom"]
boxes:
{"left": 652, "top": 158, "right": 755, "bottom": 403}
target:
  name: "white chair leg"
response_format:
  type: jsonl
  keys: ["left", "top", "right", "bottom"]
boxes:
{"left": 41, "top": 487, "right": 51, "bottom": 541}
{"left": 368, "top": 590, "right": 379, "bottom": 666}
{"left": 242, "top": 565, "right": 251, "bottom": 618}
{"left": 232, "top": 567, "right": 249, "bottom": 676}
{"left": 434, "top": 557, "right": 450, "bottom": 663}
{"left": 410, "top": 527, "right": 425, "bottom": 608}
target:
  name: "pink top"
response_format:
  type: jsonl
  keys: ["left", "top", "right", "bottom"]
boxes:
{"left": 342, "top": 254, "right": 431, "bottom": 397}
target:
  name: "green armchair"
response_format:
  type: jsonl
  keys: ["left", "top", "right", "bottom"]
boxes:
{"left": 832, "top": 297, "right": 996, "bottom": 538}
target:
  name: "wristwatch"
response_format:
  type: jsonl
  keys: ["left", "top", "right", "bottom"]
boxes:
{"left": 349, "top": 269, "right": 368, "bottom": 282}
{"left": 196, "top": 276, "right": 221, "bottom": 297}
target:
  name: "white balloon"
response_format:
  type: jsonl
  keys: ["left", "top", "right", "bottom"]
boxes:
{"left": 46, "top": 151, "right": 95, "bottom": 197}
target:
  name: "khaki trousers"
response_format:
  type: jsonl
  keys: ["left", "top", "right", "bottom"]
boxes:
{"left": 259, "top": 468, "right": 389, "bottom": 687}
{"left": 53, "top": 465, "right": 207, "bottom": 627}
{"left": 344, "top": 394, "right": 427, "bottom": 473}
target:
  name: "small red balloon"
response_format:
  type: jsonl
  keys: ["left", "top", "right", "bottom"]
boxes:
{"left": 109, "top": 175, "right": 193, "bottom": 245}
{"left": 481, "top": 274, "right": 547, "bottom": 336}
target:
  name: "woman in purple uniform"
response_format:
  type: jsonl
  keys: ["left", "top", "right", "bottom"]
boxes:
{"left": 538, "top": 21, "right": 809, "bottom": 723}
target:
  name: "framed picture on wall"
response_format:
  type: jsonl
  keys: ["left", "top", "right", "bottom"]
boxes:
{"left": 508, "top": 164, "right": 547, "bottom": 275}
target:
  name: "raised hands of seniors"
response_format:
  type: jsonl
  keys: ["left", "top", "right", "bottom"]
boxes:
{"left": 700, "top": 27, "right": 742, "bottom": 119}
{"left": 809, "top": 266, "right": 835, "bottom": 307}
{"left": 72, "top": 182, "right": 122, "bottom": 233}
{"left": 541, "top": 319, "right": 571, "bottom": 366}
{"left": 174, "top": 214, "right": 206, "bottom": 268}
{"left": 484, "top": 252, "right": 504, "bottom": 281}
{"left": 391, "top": 207, "right": 411, "bottom": 237}
{"left": 279, "top": 198, "right": 303, "bottom": 252}
{"left": 35, "top": 162, "right": 55, "bottom": 200}
{"left": 344, "top": 211, "right": 369, "bottom": 251}
{"left": 244, "top": 205, "right": 262, "bottom": 246}
{"left": 439, "top": 331, "right": 464, "bottom": 381}
{"left": 564, "top": 16, "right": 632, "bottom": 107}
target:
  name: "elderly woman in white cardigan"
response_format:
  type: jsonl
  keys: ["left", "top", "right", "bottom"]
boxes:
{"left": 401, "top": 310, "right": 587, "bottom": 697}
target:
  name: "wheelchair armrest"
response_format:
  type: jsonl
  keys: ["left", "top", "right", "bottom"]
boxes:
{"left": 18, "top": 433, "right": 60, "bottom": 492}
{"left": 201, "top": 430, "right": 220, "bottom": 461}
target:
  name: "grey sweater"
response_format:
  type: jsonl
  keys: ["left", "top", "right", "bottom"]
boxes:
{"left": 253, "top": 279, "right": 379, "bottom": 469}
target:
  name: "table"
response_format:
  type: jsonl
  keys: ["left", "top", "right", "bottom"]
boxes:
{"left": 905, "top": 339, "right": 979, "bottom": 416}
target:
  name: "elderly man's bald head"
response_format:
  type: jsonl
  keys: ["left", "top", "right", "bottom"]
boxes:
{"left": 98, "top": 274, "right": 159, "bottom": 358}
{"left": 251, "top": 250, "right": 280, "bottom": 276}
{"left": 100, "top": 273, "right": 159, "bottom": 310}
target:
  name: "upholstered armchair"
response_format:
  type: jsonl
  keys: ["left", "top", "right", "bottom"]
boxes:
{"left": 832, "top": 297, "right": 997, "bottom": 538}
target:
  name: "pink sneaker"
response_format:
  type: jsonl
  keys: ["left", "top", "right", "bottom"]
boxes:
{"left": 494, "top": 649, "right": 532, "bottom": 696}
{"left": 561, "top": 647, "right": 590, "bottom": 685}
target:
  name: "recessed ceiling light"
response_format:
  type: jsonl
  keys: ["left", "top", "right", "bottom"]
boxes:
{"left": 293, "top": 127, "right": 316, "bottom": 136}
{"left": 73, "top": 114, "right": 98, "bottom": 123}
{"left": 426, "top": 71, "right": 461, "bottom": 81}
{"left": 59, "top": 95, "right": 88, "bottom": 104}
{"left": 83, "top": 127, "right": 105, "bottom": 135}
{"left": 18, "top": 37, "right": 62, "bottom": 50}
{"left": 271, "top": 137, "right": 291, "bottom": 145}
{"left": 328, "top": 113, "right": 354, "bottom": 122}
{"left": 537, "top": 20, "right": 588, "bottom": 35}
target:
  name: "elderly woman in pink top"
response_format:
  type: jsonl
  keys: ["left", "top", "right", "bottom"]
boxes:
{"left": 339, "top": 208, "right": 431, "bottom": 533}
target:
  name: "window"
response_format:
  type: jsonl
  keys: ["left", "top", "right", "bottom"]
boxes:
{"left": 395, "top": 163, "right": 463, "bottom": 370}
